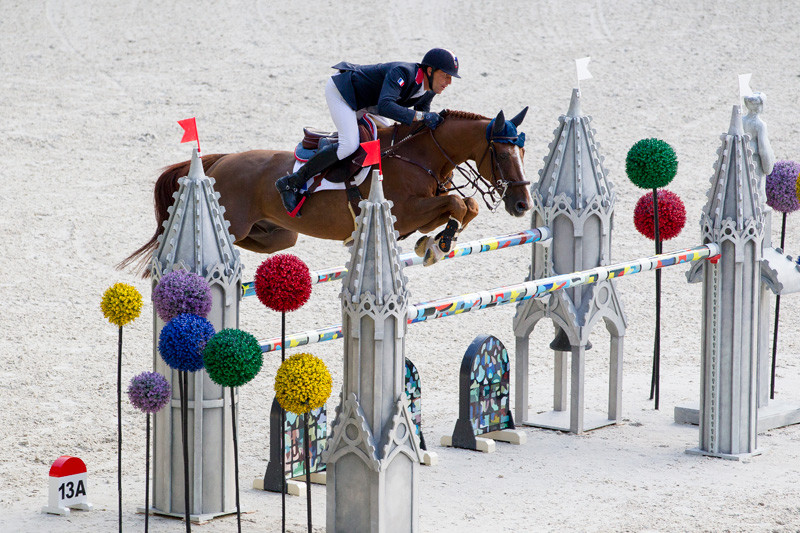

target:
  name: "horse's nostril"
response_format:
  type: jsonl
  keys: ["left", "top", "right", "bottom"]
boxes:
{"left": 516, "top": 201, "right": 529, "bottom": 213}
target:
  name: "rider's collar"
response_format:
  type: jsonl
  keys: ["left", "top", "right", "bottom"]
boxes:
{"left": 486, "top": 119, "right": 526, "bottom": 148}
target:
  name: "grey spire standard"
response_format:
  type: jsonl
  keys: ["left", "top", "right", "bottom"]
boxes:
{"left": 513, "top": 89, "right": 626, "bottom": 434}
{"left": 151, "top": 149, "right": 243, "bottom": 520}
{"left": 687, "top": 106, "right": 764, "bottom": 459}
{"left": 326, "top": 170, "right": 423, "bottom": 532}
{"left": 678, "top": 97, "right": 800, "bottom": 432}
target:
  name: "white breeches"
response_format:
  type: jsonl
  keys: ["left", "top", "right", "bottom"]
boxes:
{"left": 325, "top": 77, "right": 360, "bottom": 160}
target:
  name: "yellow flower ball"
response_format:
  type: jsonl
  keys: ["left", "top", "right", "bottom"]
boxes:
{"left": 274, "top": 353, "right": 332, "bottom": 415}
{"left": 101, "top": 283, "right": 143, "bottom": 327}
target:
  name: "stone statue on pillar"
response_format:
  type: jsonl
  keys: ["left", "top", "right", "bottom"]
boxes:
{"left": 742, "top": 92, "right": 776, "bottom": 204}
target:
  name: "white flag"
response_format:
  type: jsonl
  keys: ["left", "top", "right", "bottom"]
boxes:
{"left": 738, "top": 73, "right": 753, "bottom": 99}
{"left": 575, "top": 57, "right": 592, "bottom": 81}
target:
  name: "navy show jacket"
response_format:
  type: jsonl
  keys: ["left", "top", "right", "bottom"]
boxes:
{"left": 331, "top": 61, "right": 435, "bottom": 124}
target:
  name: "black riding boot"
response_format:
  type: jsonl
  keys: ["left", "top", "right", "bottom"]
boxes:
{"left": 275, "top": 143, "right": 340, "bottom": 216}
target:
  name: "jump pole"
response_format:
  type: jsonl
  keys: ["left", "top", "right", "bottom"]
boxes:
{"left": 259, "top": 243, "right": 720, "bottom": 353}
{"left": 242, "top": 227, "right": 552, "bottom": 296}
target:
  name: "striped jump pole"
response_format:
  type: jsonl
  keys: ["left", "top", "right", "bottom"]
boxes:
{"left": 242, "top": 227, "right": 551, "bottom": 297}
{"left": 259, "top": 243, "right": 720, "bottom": 353}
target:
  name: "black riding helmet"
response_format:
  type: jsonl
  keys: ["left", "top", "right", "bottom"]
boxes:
{"left": 421, "top": 48, "right": 460, "bottom": 89}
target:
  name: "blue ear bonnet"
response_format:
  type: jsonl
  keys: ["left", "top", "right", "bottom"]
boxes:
{"left": 486, "top": 119, "right": 525, "bottom": 148}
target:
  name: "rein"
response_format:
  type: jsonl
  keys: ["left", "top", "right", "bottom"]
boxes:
{"left": 382, "top": 123, "right": 529, "bottom": 211}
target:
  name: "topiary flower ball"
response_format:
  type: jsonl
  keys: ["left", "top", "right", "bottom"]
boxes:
{"left": 764, "top": 160, "right": 800, "bottom": 213}
{"left": 254, "top": 254, "right": 312, "bottom": 313}
{"left": 203, "top": 329, "right": 263, "bottom": 388}
{"left": 152, "top": 270, "right": 212, "bottom": 322}
{"left": 127, "top": 371, "right": 171, "bottom": 414}
{"left": 626, "top": 138, "right": 678, "bottom": 189}
{"left": 274, "top": 353, "right": 332, "bottom": 415}
{"left": 633, "top": 189, "right": 686, "bottom": 241}
{"left": 101, "top": 283, "right": 144, "bottom": 327}
{"left": 158, "top": 313, "right": 215, "bottom": 372}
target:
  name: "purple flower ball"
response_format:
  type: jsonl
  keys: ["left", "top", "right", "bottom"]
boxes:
{"left": 127, "top": 371, "right": 171, "bottom": 414}
{"left": 158, "top": 313, "right": 215, "bottom": 372}
{"left": 766, "top": 160, "right": 800, "bottom": 214}
{"left": 153, "top": 270, "right": 212, "bottom": 322}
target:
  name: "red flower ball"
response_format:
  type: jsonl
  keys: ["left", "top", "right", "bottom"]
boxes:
{"left": 254, "top": 254, "right": 312, "bottom": 312}
{"left": 633, "top": 189, "right": 686, "bottom": 241}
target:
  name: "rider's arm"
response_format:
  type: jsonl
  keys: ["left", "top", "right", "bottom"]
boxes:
{"left": 413, "top": 92, "right": 434, "bottom": 113}
{"left": 376, "top": 66, "right": 417, "bottom": 124}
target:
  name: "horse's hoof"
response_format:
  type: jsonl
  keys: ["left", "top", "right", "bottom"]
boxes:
{"left": 415, "top": 236, "right": 430, "bottom": 258}
{"left": 423, "top": 248, "right": 437, "bottom": 267}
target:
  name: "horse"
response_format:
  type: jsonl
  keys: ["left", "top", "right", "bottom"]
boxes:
{"left": 121, "top": 108, "right": 532, "bottom": 275}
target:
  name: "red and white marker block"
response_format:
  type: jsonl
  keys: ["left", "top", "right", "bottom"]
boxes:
{"left": 42, "top": 456, "right": 93, "bottom": 515}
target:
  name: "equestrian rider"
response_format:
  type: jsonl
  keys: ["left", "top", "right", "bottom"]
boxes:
{"left": 275, "top": 48, "right": 460, "bottom": 216}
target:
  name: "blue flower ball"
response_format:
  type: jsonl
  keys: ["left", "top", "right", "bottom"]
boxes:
{"left": 158, "top": 313, "right": 215, "bottom": 372}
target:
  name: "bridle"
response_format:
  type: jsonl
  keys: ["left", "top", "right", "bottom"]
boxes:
{"left": 381, "top": 120, "right": 530, "bottom": 212}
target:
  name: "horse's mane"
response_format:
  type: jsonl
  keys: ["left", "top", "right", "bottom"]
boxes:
{"left": 440, "top": 109, "right": 490, "bottom": 121}
{"left": 375, "top": 109, "right": 490, "bottom": 136}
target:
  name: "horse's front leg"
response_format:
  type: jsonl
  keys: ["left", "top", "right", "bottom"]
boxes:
{"left": 454, "top": 197, "right": 479, "bottom": 235}
{"left": 395, "top": 194, "right": 470, "bottom": 266}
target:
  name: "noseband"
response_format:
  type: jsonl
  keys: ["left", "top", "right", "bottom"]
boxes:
{"left": 382, "top": 123, "right": 530, "bottom": 211}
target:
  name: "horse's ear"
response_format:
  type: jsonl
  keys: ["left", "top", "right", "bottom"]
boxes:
{"left": 510, "top": 106, "right": 529, "bottom": 127}
{"left": 492, "top": 111, "right": 506, "bottom": 135}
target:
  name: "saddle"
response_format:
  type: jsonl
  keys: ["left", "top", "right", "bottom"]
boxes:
{"left": 294, "top": 116, "right": 377, "bottom": 184}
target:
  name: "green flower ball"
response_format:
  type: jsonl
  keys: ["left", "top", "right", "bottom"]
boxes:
{"left": 203, "top": 329, "right": 263, "bottom": 387}
{"left": 625, "top": 138, "right": 678, "bottom": 189}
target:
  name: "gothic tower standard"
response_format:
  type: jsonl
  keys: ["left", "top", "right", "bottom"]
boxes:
{"left": 689, "top": 106, "right": 764, "bottom": 459}
{"left": 326, "top": 171, "right": 424, "bottom": 532}
{"left": 151, "top": 149, "right": 242, "bottom": 520}
{"left": 513, "top": 89, "right": 626, "bottom": 434}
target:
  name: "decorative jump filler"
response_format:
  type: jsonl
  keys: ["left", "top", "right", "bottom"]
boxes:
{"left": 514, "top": 88, "right": 627, "bottom": 434}
{"left": 441, "top": 335, "right": 526, "bottom": 453}
{"left": 325, "top": 170, "right": 425, "bottom": 532}
{"left": 257, "top": 400, "right": 329, "bottom": 497}
{"left": 256, "top": 356, "right": 433, "bottom": 497}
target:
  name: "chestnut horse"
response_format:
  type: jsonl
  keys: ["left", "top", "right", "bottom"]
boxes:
{"left": 121, "top": 109, "right": 531, "bottom": 275}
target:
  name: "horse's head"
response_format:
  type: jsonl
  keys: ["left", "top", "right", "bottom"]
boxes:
{"left": 477, "top": 108, "right": 532, "bottom": 217}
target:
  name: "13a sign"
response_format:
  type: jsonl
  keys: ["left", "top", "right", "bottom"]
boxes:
{"left": 42, "top": 456, "right": 93, "bottom": 516}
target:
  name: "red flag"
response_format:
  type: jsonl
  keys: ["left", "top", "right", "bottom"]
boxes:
{"left": 178, "top": 117, "right": 200, "bottom": 153}
{"left": 360, "top": 140, "right": 381, "bottom": 174}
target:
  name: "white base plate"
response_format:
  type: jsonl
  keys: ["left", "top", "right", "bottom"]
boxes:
{"left": 521, "top": 410, "right": 616, "bottom": 433}
{"left": 674, "top": 401, "right": 800, "bottom": 432}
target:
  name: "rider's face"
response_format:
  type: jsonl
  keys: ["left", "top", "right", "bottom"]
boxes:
{"left": 426, "top": 68, "right": 452, "bottom": 94}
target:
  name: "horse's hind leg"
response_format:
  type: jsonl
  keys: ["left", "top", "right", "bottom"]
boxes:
{"left": 236, "top": 220, "right": 299, "bottom": 254}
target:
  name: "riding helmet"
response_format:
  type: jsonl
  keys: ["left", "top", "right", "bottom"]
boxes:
{"left": 421, "top": 48, "right": 460, "bottom": 78}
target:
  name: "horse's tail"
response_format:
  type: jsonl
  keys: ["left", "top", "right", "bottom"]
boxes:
{"left": 117, "top": 153, "right": 228, "bottom": 277}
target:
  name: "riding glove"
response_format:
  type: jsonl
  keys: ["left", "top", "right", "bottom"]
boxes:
{"left": 421, "top": 112, "right": 443, "bottom": 130}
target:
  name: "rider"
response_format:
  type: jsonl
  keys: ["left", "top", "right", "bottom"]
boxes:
{"left": 275, "top": 47, "right": 460, "bottom": 216}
